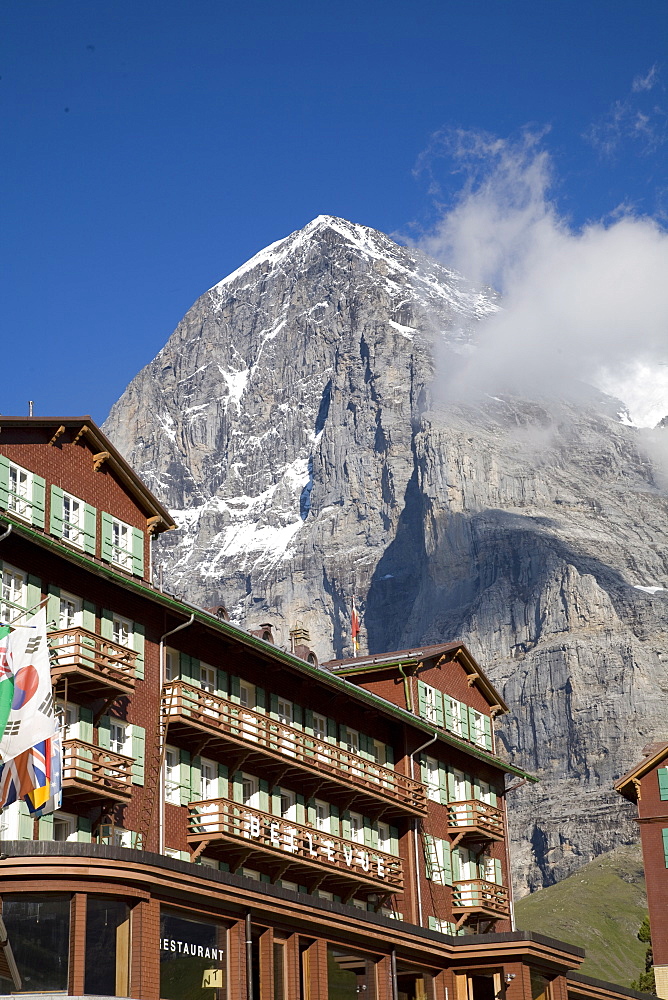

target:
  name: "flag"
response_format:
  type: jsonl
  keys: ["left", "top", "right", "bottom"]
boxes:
{"left": 0, "top": 609, "right": 57, "bottom": 762}
{"left": 351, "top": 596, "right": 360, "bottom": 657}
{"left": 0, "top": 625, "right": 15, "bottom": 741}
{"left": 28, "top": 734, "right": 62, "bottom": 816}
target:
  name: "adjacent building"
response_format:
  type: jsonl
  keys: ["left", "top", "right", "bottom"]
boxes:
{"left": 615, "top": 742, "right": 668, "bottom": 999}
{"left": 0, "top": 415, "right": 648, "bottom": 1000}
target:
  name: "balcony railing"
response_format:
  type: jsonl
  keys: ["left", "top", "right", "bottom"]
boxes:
{"left": 446, "top": 800, "right": 504, "bottom": 844}
{"left": 451, "top": 879, "right": 510, "bottom": 919}
{"left": 62, "top": 738, "right": 133, "bottom": 801}
{"left": 164, "top": 680, "right": 426, "bottom": 817}
{"left": 187, "top": 799, "right": 403, "bottom": 895}
{"left": 49, "top": 627, "right": 137, "bottom": 696}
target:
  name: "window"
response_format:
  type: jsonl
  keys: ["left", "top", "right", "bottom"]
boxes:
{"left": 239, "top": 680, "right": 255, "bottom": 707}
{"left": 62, "top": 492, "right": 84, "bottom": 547}
{"left": 2, "top": 894, "right": 70, "bottom": 992}
{"left": 7, "top": 462, "right": 32, "bottom": 520}
{"left": 201, "top": 663, "right": 217, "bottom": 694}
{"left": 59, "top": 591, "right": 82, "bottom": 630}
{"left": 343, "top": 727, "right": 359, "bottom": 754}
{"left": 312, "top": 712, "right": 327, "bottom": 742}
{"left": 277, "top": 697, "right": 292, "bottom": 724}
{"left": 315, "top": 799, "right": 330, "bottom": 833}
{"left": 370, "top": 739, "right": 387, "bottom": 766}
{"left": 376, "top": 822, "right": 391, "bottom": 853}
{"left": 450, "top": 699, "right": 466, "bottom": 737}
{"left": 112, "top": 613, "right": 132, "bottom": 648}
{"left": 0, "top": 563, "right": 26, "bottom": 622}
{"left": 201, "top": 758, "right": 218, "bottom": 800}
{"left": 348, "top": 811, "right": 364, "bottom": 844}
{"left": 423, "top": 755, "right": 440, "bottom": 802}
{"left": 53, "top": 812, "right": 77, "bottom": 842}
{"left": 424, "top": 685, "right": 440, "bottom": 722}
{"left": 164, "top": 747, "right": 181, "bottom": 805}
{"left": 160, "top": 908, "right": 227, "bottom": 1000}
{"left": 241, "top": 773, "right": 259, "bottom": 808}
{"left": 110, "top": 719, "right": 131, "bottom": 756}
{"left": 111, "top": 518, "right": 133, "bottom": 570}
{"left": 56, "top": 701, "right": 77, "bottom": 738}
{"left": 279, "top": 788, "right": 296, "bottom": 820}
{"left": 425, "top": 835, "right": 452, "bottom": 886}
{"left": 165, "top": 647, "right": 179, "bottom": 681}
{"left": 84, "top": 897, "right": 130, "bottom": 997}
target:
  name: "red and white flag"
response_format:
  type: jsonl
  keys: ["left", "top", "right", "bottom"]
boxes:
{"left": 351, "top": 596, "right": 360, "bottom": 657}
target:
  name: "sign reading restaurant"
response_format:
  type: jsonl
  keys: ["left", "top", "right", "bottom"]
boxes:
{"left": 190, "top": 805, "right": 403, "bottom": 887}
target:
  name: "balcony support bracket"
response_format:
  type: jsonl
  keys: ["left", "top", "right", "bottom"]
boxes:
{"left": 455, "top": 914, "right": 468, "bottom": 931}
{"left": 190, "top": 839, "right": 211, "bottom": 862}
{"left": 449, "top": 832, "right": 465, "bottom": 850}
{"left": 94, "top": 693, "right": 121, "bottom": 725}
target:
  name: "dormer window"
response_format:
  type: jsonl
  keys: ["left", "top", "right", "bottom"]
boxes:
{"left": 49, "top": 486, "right": 96, "bottom": 554}
{"left": 8, "top": 462, "right": 32, "bottom": 520}
{"left": 0, "top": 457, "right": 45, "bottom": 528}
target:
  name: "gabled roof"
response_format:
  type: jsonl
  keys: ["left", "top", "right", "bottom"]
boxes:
{"left": 324, "top": 641, "right": 509, "bottom": 715}
{"left": 0, "top": 416, "right": 176, "bottom": 533}
{"left": 614, "top": 741, "right": 668, "bottom": 802}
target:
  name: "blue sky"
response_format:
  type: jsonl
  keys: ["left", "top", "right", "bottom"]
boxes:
{"left": 2, "top": 0, "right": 666, "bottom": 425}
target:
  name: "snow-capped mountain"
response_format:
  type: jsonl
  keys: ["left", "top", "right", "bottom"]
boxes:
{"left": 104, "top": 215, "right": 668, "bottom": 895}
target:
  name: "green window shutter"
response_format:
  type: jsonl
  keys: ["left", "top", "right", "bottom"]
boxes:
{"left": 428, "top": 916, "right": 438, "bottom": 931}
{"left": 230, "top": 675, "right": 241, "bottom": 704}
{"left": 82, "top": 600, "right": 96, "bottom": 633}
{"left": 46, "top": 584, "right": 60, "bottom": 630}
{"left": 341, "top": 811, "right": 351, "bottom": 841}
{"left": 0, "top": 455, "right": 9, "bottom": 509}
{"left": 132, "top": 726, "right": 146, "bottom": 785}
{"left": 339, "top": 725, "right": 349, "bottom": 747}
{"left": 26, "top": 574, "right": 41, "bottom": 616}
{"left": 255, "top": 687, "right": 266, "bottom": 712}
{"left": 260, "top": 873, "right": 272, "bottom": 883}
{"left": 483, "top": 716, "right": 493, "bottom": 751}
{"left": 444, "top": 697, "right": 454, "bottom": 732}
{"left": 191, "top": 757, "right": 202, "bottom": 800}
{"left": 232, "top": 772, "right": 244, "bottom": 804}
{"left": 38, "top": 813, "right": 54, "bottom": 841}
{"left": 18, "top": 802, "right": 34, "bottom": 840}
{"left": 438, "top": 763, "right": 449, "bottom": 806}
{"left": 451, "top": 847, "right": 461, "bottom": 882}
{"left": 663, "top": 828, "right": 668, "bottom": 868}
{"left": 98, "top": 715, "right": 111, "bottom": 749}
{"left": 76, "top": 817, "right": 92, "bottom": 843}
{"left": 100, "top": 512, "right": 114, "bottom": 562}
{"left": 468, "top": 707, "right": 477, "bottom": 742}
{"left": 83, "top": 504, "right": 97, "bottom": 555}
{"left": 133, "top": 623, "right": 145, "bottom": 680}
{"left": 441, "top": 841, "right": 453, "bottom": 886}
{"left": 78, "top": 706, "right": 94, "bottom": 744}
{"left": 459, "top": 702, "right": 470, "bottom": 740}
{"left": 259, "top": 779, "right": 270, "bottom": 813}
{"left": 327, "top": 717, "right": 337, "bottom": 743}
{"left": 215, "top": 669, "right": 228, "bottom": 698}
{"left": 217, "top": 763, "right": 227, "bottom": 799}
{"left": 271, "top": 788, "right": 281, "bottom": 817}
{"left": 389, "top": 825, "right": 399, "bottom": 856}
{"left": 330, "top": 803, "right": 340, "bottom": 836}
{"left": 494, "top": 858, "right": 503, "bottom": 885}
{"left": 446, "top": 767, "right": 456, "bottom": 801}
{"left": 363, "top": 817, "right": 373, "bottom": 848}
{"left": 306, "top": 799, "right": 316, "bottom": 827}
{"left": 179, "top": 749, "right": 192, "bottom": 805}
{"left": 303, "top": 708, "right": 314, "bottom": 735}
{"left": 424, "top": 834, "right": 435, "bottom": 879}
{"left": 296, "top": 792, "right": 306, "bottom": 825}
{"left": 420, "top": 757, "right": 429, "bottom": 784}
{"left": 131, "top": 528, "right": 144, "bottom": 576}
{"left": 472, "top": 778, "right": 482, "bottom": 801}
{"left": 49, "top": 485, "right": 65, "bottom": 537}
{"left": 658, "top": 768, "right": 668, "bottom": 801}
{"left": 464, "top": 774, "right": 473, "bottom": 801}
{"left": 32, "top": 475, "right": 46, "bottom": 529}
{"left": 384, "top": 744, "right": 394, "bottom": 767}
{"left": 417, "top": 680, "right": 427, "bottom": 719}
{"left": 100, "top": 608, "right": 113, "bottom": 640}
{"left": 293, "top": 704, "right": 302, "bottom": 730}
{"left": 489, "top": 785, "right": 498, "bottom": 807}
{"left": 435, "top": 692, "right": 445, "bottom": 728}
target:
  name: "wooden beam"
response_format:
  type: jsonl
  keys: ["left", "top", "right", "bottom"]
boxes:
{"left": 93, "top": 451, "right": 110, "bottom": 471}
{"left": 467, "top": 673, "right": 480, "bottom": 687}
{"left": 72, "top": 425, "right": 89, "bottom": 444}
{"left": 48, "top": 425, "right": 66, "bottom": 446}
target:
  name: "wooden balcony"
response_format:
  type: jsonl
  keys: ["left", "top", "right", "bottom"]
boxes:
{"left": 164, "top": 680, "right": 426, "bottom": 819}
{"left": 446, "top": 800, "right": 504, "bottom": 846}
{"left": 451, "top": 879, "right": 510, "bottom": 923}
{"left": 49, "top": 628, "right": 137, "bottom": 699}
{"left": 62, "top": 739, "right": 133, "bottom": 804}
{"left": 187, "top": 798, "right": 404, "bottom": 898}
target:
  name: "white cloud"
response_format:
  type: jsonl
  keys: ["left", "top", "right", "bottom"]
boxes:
{"left": 632, "top": 64, "right": 658, "bottom": 93}
{"left": 586, "top": 66, "right": 667, "bottom": 156}
{"left": 413, "top": 129, "right": 668, "bottom": 427}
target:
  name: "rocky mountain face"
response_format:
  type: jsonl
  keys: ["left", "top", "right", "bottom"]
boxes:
{"left": 104, "top": 216, "right": 668, "bottom": 896}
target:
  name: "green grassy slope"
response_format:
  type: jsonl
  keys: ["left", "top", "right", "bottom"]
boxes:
{"left": 514, "top": 844, "right": 648, "bottom": 987}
